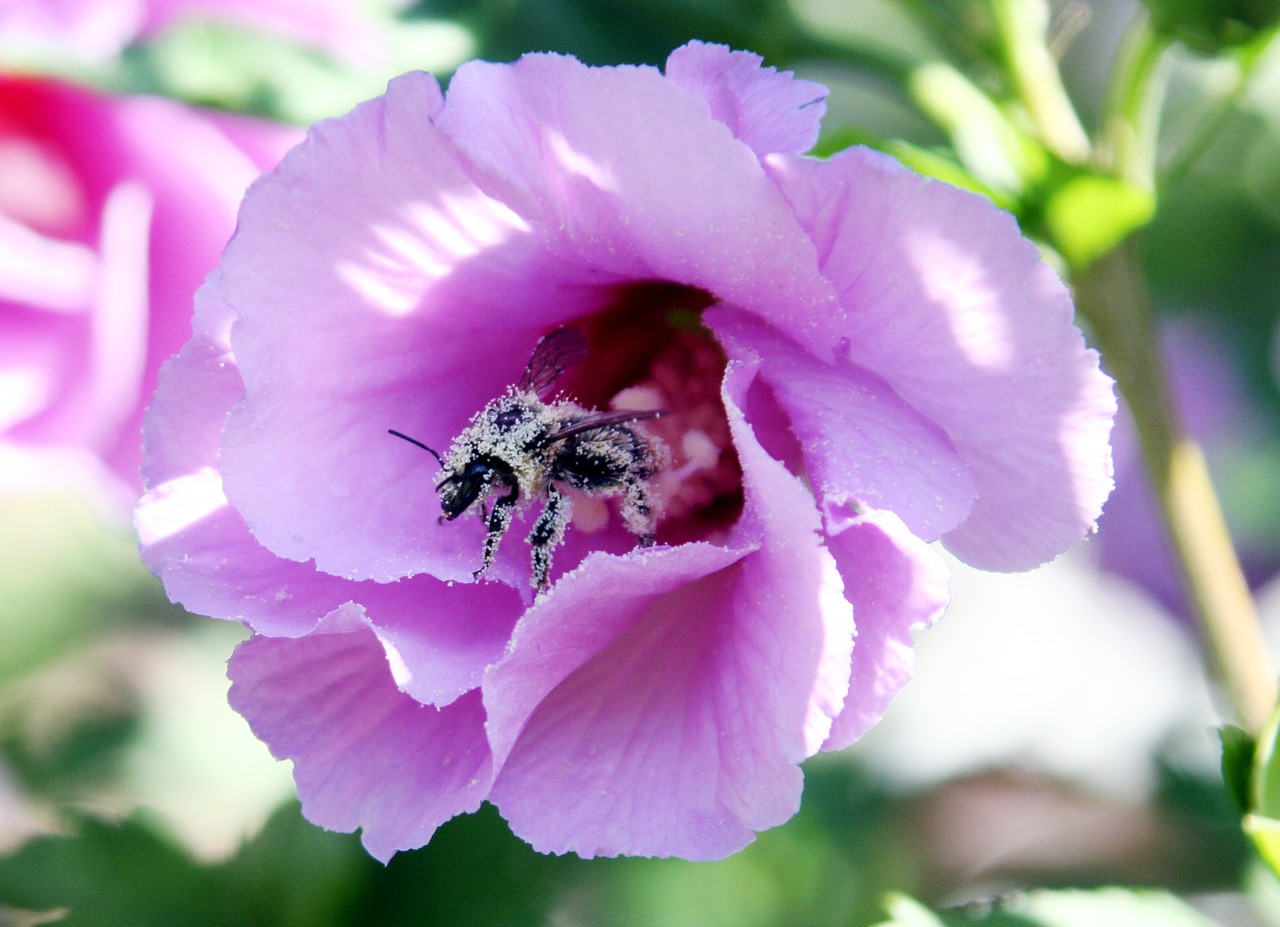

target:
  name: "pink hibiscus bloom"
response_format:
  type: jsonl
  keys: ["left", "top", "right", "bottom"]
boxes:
{"left": 135, "top": 42, "right": 1116, "bottom": 860}
{"left": 0, "top": 75, "right": 300, "bottom": 508}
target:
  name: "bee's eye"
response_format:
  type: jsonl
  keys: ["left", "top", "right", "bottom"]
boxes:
{"left": 438, "top": 461, "right": 492, "bottom": 520}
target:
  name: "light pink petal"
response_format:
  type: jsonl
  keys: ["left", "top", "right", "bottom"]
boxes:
{"left": 228, "top": 621, "right": 493, "bottom": 862}
{"left": 708, "top": 307, "right": 975, "bottom": 541}
{"left": 768, "top": 147, "right": 1115, "bottom": 570}
{"left": 820, "top": 504, "right": 950, "bottom": 751}
{"left": 138, "top": 472, "right": 520, "bottom": 705}
{"left": 665, "top": 41, "right": 827, "bottom": 158}
{"left": 484, "top": 354, "right": 853, "bottom": 859}
{"left": 138, "top": 470, "right": 353, "bottom": 637}
{"left": 721, "top": 350, "right": 855, "bottom": 762}
{"left": 436, "top": 54, "right": 842, "bottom": 353}
{"left": 485, "top": 544, "right": 765, "bottom": 860}
{"left": 363, "top": 579, "right": 522, "bottom": 708}
{"left": 141, "top": 303, "right": 522, "bottom": 700}
{"left": 217, "top": 72, "right": 600, "bottom": 583}
{"left": 138, "top": 279, "right": 240, "bottom": 489}
{"left": 0, "top": 0, "right": 142, "bottom": 60}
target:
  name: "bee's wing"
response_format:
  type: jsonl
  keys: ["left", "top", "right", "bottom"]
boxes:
{"left": 519, "top": 327, "right": 590, "bottom": 398}
{"left": 542, "top": 409, "right": 664, "bottom": 444}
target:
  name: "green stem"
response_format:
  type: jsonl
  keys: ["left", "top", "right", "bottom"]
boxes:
{"left": 990, "top": 0, "right": 1091, "bottom": 162}
{"left": 1076, "top": 245, "right": 1275, "bottom": 733}
{"left": 1163, "top": 28, "right": 1280, "bottom": 187}
{"left": 1079, "top": 11, "right": 1275, "bottom": 731}
{"left": 1099, "top": 9, "right": 1173, "bottom": 188}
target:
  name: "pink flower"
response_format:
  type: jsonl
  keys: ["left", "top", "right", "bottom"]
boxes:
{"left": 0, "top": 75, "right": 300, "bottom": 507}
{"left": 0, "top": 0, "right": 400, "bottom": 63}
{"left": 136, "top": 42, "right": 1116, "bottom": 860}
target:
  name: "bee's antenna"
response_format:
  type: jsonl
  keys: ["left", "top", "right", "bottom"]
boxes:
{"left": 388, "top": 429, "right": 444, "bottom": 466}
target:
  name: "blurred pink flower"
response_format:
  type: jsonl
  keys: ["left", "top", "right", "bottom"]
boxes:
{"left": 0, "top": 0, "right": 399, "bottom": 63}
{"left": 136, "top": 43, "right": 1116, "bottom": 860}
{"left": 0, "top": 75, "right": 300, "bottom": 506}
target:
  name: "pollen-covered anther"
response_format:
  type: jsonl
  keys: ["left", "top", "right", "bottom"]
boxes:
{"left": 607, "top": 333, "right": 741, "bottom": 525}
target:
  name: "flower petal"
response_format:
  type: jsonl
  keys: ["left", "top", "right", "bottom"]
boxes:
{"left": 819, "top": 504, "right": 950, "bottom": 751}
{"left": 227, "top": 618, "right": 493, "bottom": 862}
{"left": 483, "top": 353, "right": 853, "bottom": 859}
{"left": 138, "top": 466, "right": 521, "bottom": 703}
{"left": 217, "top": 71, "right": 593, "bottom": 583}
{"left": 708, "top": 307, "right": 975, "bottom": 541}
{"left": 664, "top": 41, "right": 827, "bottom": 158}
{"left": 437, "top": 53, "right": 842, "bottom": 351}
{"left": 768, "top": 147, "right": 1115, "bottom": 570}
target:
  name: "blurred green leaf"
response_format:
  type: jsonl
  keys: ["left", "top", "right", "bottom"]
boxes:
{"left": 1252, "top": 691, "right": 1280, "bottom": 817}
{"left": 873, "top": 888, "right": 1224, "bottom": 926}
{"left": 0, "top": 494, "right": 173, "bottom": 682}
{"left": 1042, "top": 173, "right": 1156, "bottom": 272}
{"left": 0, "top": 801, "right": 578, "bottom": 927}
{"left": 1221, "top": 723, "right": 1257, "bottom": 814}
{"left": 422, "top": 0, "right": 808, "bottom": 71}
{"left": 215, "top": 801, "right": 379, "bottom": 927}
{"left": 1140, "top": 0, "right": 1280, "bottom": 53}
{"left": 114, "top": 16, "right": 473, "bottom": 123}
{"left": 569, "top": 758, "right": 909, "bottom": 927}
{"left": 907, "top": 61, "right": 1045, "bottom": 195}
{"left": 0, "top": 812, "right": 219, "bottom": 927}
{"left": 1244, "top": 813, "right": 1280, "bottom": 876}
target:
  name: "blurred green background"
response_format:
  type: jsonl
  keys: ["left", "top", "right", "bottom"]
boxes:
{"left": 3, "top": 0, "right": 1280, "bottom": 924}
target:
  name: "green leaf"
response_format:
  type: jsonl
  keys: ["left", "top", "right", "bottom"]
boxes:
{"left": 1140, "top": 0, "right": 1280, "bottom": 53}
{"left": 1042, "top": 174, "right": 1155, "bottom": 272}
{"left": 1221, "top": 723, "right": 1257, "bottom": 814}
{"left": 1245, "top": 814, "right": 1280, "bottom": 876}
{"left": 907, "top": 61, "right": 1046, "bottom": 196}
{"left": 1252, "top": 688, "right": 1280, "bottom": 816}
{"left": 0, "top": 812, "right": 221, "bottom": 927}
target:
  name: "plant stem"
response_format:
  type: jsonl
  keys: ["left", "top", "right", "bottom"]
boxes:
{"left": 1099, "top": 8, "right": 1173, "bottom": 188}
{"left": 1076, "top": 245, "right": 1275, "bottom": 733}
{"left": 1076, "top": 7, "right": 1275, "bottom": 730}
{"left": 991, "top": 0, "right": 1091, "bottom": 162}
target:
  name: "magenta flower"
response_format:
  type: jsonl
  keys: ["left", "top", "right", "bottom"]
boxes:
{"left": 136, "top": 42, "right": 1115, "bottom": 861}
{"left": 0, "top": 75, "right": 300, "bottom": 507}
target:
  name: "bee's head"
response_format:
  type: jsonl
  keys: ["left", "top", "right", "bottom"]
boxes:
{"left": 437, "top": 457, "right": 506, "bottom": 520}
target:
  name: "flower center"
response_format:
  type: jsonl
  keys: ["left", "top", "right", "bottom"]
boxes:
{"left": 574, "top": 282, "right": 743, "bottom": 544}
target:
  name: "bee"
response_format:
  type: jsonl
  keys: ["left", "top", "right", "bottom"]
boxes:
{"left": 390, "top": 327, "right": 669, "bottom": 595}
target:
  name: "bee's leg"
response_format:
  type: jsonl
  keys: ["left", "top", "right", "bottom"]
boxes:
{"left": 621, "top": 482, "right": 658, "bottom": 547}
{"left": 476, "top": 486, "right": 519, "bottom": 580}
{"left": 529, "top": 485, "right": 573, "bottom": 595}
